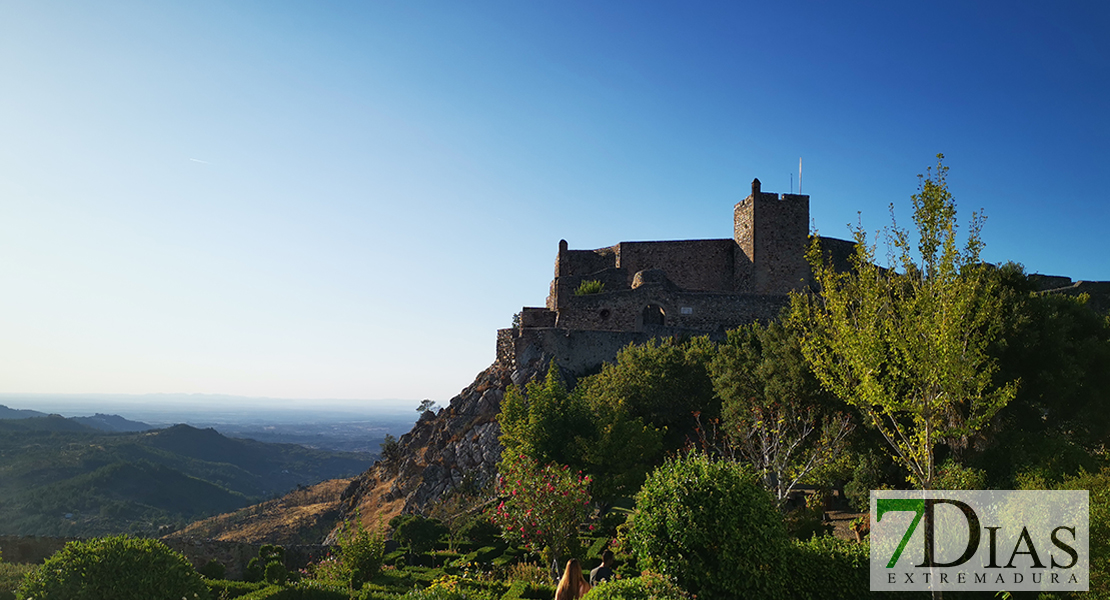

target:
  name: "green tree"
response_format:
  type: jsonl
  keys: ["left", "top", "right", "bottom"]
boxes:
{"left": 498, "top": 362, "right": 591, "bottom": 468}
{"left": 973, "top": 263, "right": 1110, "bottom": 487}
{"left": 379, "top": 434, "right": 402, "bottom": 471}
{"left": 788, "top": 155, "right": 1017, "bottom": 490}
{"left": 579, "top": 337, "right": 717, "bottom": 452}
{"left": 498, "top": 361, "right": 664, "bottom": 502}
{"left": 709, "top": 321, "right": 854, "bottom": 503}
{"left": 578, "top": 399, "right": 665, "bottom": 501}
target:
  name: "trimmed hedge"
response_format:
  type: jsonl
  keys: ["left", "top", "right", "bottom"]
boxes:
{"left": 205, "top": 579, "right": 269, "bottom": 599}
{"left": 15, "top": 535, "right": 207, "bottom": 600}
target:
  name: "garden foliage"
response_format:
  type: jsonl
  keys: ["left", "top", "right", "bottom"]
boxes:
{"left": 493, "top": 453, "right": 592, "bottom": 566}
{"left": 625, "top": 452, "right": 786, "bottom": 598}
{"left": 15, "top": 535, "right": 207, "bottom": 600}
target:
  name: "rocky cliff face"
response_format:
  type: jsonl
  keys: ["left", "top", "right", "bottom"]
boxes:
{"left": 331, "top": 349, "right": 552, "bottom": 537}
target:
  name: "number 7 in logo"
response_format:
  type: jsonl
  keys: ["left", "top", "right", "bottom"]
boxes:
{"left": 876, "top": 498, "right": 925, "bottom": 568}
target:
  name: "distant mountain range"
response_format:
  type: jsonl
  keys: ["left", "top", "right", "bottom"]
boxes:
{"left": 0, "top": 414, "right": 375, "bottom": 538}
{"left": 0, "top": 404, "right": 153, "bottom": 432}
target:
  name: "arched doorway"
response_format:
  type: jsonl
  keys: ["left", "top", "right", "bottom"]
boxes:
{"left": 642, "top": 304, "right": 665, "bottom": 327}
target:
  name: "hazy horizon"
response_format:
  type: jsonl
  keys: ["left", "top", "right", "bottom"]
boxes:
{"left": 0, "top": 392, "right": 423, "bottom": 427}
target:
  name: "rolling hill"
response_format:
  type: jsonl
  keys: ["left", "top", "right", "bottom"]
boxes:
{"left": 0, "top": 418, "right": 374, "bottom": 537}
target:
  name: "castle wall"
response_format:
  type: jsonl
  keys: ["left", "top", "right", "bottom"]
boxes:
{"left": 557, "top": 246, "right": 617, "bottom": 278}
{"left": 615, "top": 239, "right": 738, "bottom": 292}
{"left": 509, "top": 327, "right": 716, "bottom": 377}
{"left": 552, "top": 286, "right": 786, "bottom": 332}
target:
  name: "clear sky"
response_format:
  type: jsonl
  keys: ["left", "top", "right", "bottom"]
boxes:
{"left": 2, "top": 1, "right": 1107, "bottom": 404}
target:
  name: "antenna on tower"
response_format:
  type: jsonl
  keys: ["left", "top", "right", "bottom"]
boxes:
{"left": 798, "top": 157, "right": 803, "bottom": 194}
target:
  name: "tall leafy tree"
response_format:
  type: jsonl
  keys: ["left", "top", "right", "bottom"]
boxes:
{"left": 498, "top": 362, "right": 585, "bottom": 468}
{"left": 498, "top": 361, "right": 663, "bottom": 501}
{"left": 788, "top": 155, "right": 1017, "bottom": 490}
{"left": 709, "top": 321, "right": 854, "bottom": 503}
{"left": 973, "top": 263, "right": 1110, "bottom": 486}
{"left": 579, "top": 336, "right": 718, "bottom": 451}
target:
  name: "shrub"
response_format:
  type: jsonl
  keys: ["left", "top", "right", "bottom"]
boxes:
{"left": 245, "top": 557, "right": 264, "bottom": 583}
{"left": 199, "top": 559, "right": 227, "bottom": 580}
{"left": 625, "top": 453, "right": 786, "bottom": 598}
{"left": 457, "top": 518, "right": 501, "bottom": 547}
{"left": 1058, "top": 467, "right": 1110, "bottom": 599}
{"left": 581, "top": 572, "right": 689, "bottom": 600}
{"left": 15, "top": 535, "right": 208, "bottom": 600}
{"left": 265, "top": 561, "right": 288, "bottom": 585}
{"left": 933, "top": 459, "right": 987, "bottom": 491}
{"left": 204, "top": 579, "right": 268, "bottom": 599}
{"left": 574, "top": 280, "right": 605, "bottom": 295}
{"left": 390, "top": 514, "right": 450, "bottom": 554}
{"left": 782, "top": 535, "right": 870, "bottom": 600}
{"left": 332, "top": 519, "right": 386, "bottom": 589}
{"left": 1, "top": 564, "right": 35, "bottom": 600}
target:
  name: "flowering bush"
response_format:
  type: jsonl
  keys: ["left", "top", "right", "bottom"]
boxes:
{"left": 493, "top": 453, "right": 592, "bottom": 565}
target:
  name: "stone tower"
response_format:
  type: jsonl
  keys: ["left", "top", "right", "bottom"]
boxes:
{"left": 733, "top": 178, "right": 810, "bottom": 295}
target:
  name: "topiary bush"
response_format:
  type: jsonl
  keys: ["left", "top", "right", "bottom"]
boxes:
{"left": 390, "top": 515, "right": 450, "bottom": 555}
{"left": 457, "top": 518, "right": 500, "bottom": 547}
{"left": 625, "top": 453, "right": 786, "bottom": 598}
{"left": 16, "top": 535, "right": 208, "bottom": 600}
{"left": 198, "top": 559, "right": 227, "bottom": 580}
{"left": 264, "top": 561, "right": 288, "bottom": 586}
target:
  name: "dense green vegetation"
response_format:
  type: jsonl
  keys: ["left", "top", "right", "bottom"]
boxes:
{"left": 15, "top": 535, "right": 208, "bottom": 600}
{"left": 0, "top": 421, "right": 373, "bottom": 537}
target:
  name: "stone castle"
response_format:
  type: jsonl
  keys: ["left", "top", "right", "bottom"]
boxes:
{"left": 496, "top": 179, "right": 854, "bottom": 375}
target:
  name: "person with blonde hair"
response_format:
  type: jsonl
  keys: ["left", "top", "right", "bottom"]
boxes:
{"left": 555, "top": 558, "right": 591, "bottom": 600}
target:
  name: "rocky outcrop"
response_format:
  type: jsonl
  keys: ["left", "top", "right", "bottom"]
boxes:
{"left": 332, "top": 349, "right": 553, "bottom": 538}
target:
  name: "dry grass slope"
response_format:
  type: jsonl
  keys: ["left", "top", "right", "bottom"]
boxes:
{"left": 168, "top": 479, "right": 350, "bottom": 545}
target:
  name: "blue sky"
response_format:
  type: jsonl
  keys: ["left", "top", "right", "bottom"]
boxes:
{"left": 2, "top": 1, "right": 1107, "bottom": 404}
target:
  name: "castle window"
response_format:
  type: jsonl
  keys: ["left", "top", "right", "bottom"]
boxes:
{"left": 642, "top": 304, "right": 665, "bottom": 327}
